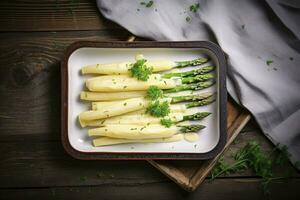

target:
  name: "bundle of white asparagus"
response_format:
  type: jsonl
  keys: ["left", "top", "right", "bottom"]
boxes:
{"left": 78, "top": 54, "right": 216, "bottom": 147}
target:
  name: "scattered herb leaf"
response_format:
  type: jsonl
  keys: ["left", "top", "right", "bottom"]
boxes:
{"left": 190, "top": 3, "right": 200, "bottom": 13}
{"left": 140, "top": 1, "right": 154, "bottom": 8}
{"left": 266, "top": 60, "right": 273, "bottom": 66}
{"left": 186, "top": 16, "right": 191, "bottom": 22}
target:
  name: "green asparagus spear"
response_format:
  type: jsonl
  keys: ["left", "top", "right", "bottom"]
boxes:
{"left": 163, "top": 80, "right": 215, "bottom": 93}
{"left": 178, "top": 125, "right": 206, "bottom": 133}
{"left": 185, "top": 95, "right": 216, "bottom": 108}
{"left": 161, "top": 111, "right": 211, "bottom": 127}
{"left": 181, "top": 73, "right": 214, "bottom": 84}
{"left": 163, "top": 66, "right": 215, "bottom": 78}
{"left": 171, "top": 92, "right": 213, "bottom": 103}
{"left": 182, "top": 112, "right": 211, "bottom": 121}
{"left": 175, "top": 57, "right": 209, "bottom": 68}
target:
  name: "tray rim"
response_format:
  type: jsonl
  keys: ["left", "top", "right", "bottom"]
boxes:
{"left": 61, "top": 41, "right": 227, "bottom": 160}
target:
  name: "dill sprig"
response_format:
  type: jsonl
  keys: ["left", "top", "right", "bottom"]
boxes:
{"left": 146, "top": 100, "right": 170, "bottom": 117}
{"left": 210, "top": 141, "right": 293, "bottom": 195}
{"left": 147, "top": 85, "right": 163, "bottom": 100}
{"left": 129, "top": 59, "right": 153, "bottom": 81}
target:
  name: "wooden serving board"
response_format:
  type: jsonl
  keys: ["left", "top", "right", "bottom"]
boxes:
{"left": 148, "top": 98, "right": 251, "bottom": 191}
{"left": 127, "top": 36, "right": 251, "bottom": 192}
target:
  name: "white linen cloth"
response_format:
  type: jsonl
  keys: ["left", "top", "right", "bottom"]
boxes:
{"left": 96, "top": 0, "right": 300, "bottom": 168}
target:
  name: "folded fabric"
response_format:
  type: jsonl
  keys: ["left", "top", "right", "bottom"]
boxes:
{"left": 97, "top": 0, "right": 300, "bottom": 168}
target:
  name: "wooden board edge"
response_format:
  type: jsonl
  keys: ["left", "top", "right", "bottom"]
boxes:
{"left": 186, "top": 112, "right": 251, "bottom": 191}
{"left": 147, "top": 160, "right": 191, "bottom": 188}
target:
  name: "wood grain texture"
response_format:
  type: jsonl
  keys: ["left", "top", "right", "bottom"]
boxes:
{"left": 0, "top": 0, "right": 122, "bottom": 31}
{"left": 1, "top": 179, "right": 300, "bottom": 200}
{"left": 0, "top": 31, "right": 130, "bottom": 142}
{"left": 0, "top": 2, "right": 299, "bottom": 199}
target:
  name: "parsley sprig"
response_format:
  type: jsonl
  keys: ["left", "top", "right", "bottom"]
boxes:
{"left": 160, "top": 118, "right": 173, "bottom": 128}
{"left": 146, "top": 100, "right": 170, "bottom": 117}
{"left": 129, "top": 59, "right": 153, "bottom": 81}
{"left": 147, "top": 85, "right": 163, "bottom": 100}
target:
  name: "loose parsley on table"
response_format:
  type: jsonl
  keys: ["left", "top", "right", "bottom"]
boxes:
{"left": 147, "top": 85, "right": 163, "bottom": 100}
{"left": 129, "top": 59, "right": 153, "bottom": 81}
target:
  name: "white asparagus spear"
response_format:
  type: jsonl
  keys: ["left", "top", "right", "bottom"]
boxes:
{"left": 93, "top": 134, "right": 183, "bottom": 147}
{"left": 81, "top": 54, "right": 208, "bottom": 75}
{"left": 78, "top": 97, "right": 148, "bottom": 122}
{"left": 80, "top": 113, "right": 184, "bottom": 127}
{"left": 91, "top": 97, "right": 171, "bottom": 111}
{"left": 86, "top": 74, "right": 179, "bottom": 92}
{"left": 88, "top": 124, "right": 178, "bottom": 139}
{"left": 82, "top": 60, "right": 176, "bottom": 75}
{"left": 80, "top": 91, "right": 146, "bottom": 101}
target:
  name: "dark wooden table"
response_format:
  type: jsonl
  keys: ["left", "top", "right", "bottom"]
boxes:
{"left": 0, "top": 1, "right": 299, "bottom": 199}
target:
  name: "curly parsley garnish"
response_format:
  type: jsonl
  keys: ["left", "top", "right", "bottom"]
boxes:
{"left": 160, "top": 118, "right": 173, "bottom": 128}
{"left": 147, "top": 86, "right": 163, "bottom": 100}
{"left": 129, "top": 59, "right": 153, "bottom": 81}
{"left": 146, "top": 100, "right": 170, "bottom": 117}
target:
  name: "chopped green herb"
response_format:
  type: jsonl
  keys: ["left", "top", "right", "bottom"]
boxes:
{"left": 123, "top": 103, "right": 127, "bottom": 106}
{"left": 140, "top": 126, "right": 147, "bottom": 131}
{"left": 123, "top": 85, "right": 127, "bottom": 89}
{"left": 266, "top": 60, "right": 273, "bottom": 66}
{"left": 190, "top": 3, "right": 200, "bottom": 13}
{"left": 129, "top": 59, "right": 153, "bottom": 81}
{"left": 146, "top": 100, "right": 170, "bottom": 117}
{"left": 160, "top": 118, "right": 173, "bottom": 128}
{"left": 186, "top": 16, "right": 191, "bottom": 22}
{"left": 146, "top": 0, "right": 153, "bottom": 7}
{"left": 140, "top": 1, "right": 153, "bottom": 8}
{"left": 130, "top": 128, "right": 137, "bottom": 130}
{"left": 147, "top": 86, "right": 163, "bottom": 100}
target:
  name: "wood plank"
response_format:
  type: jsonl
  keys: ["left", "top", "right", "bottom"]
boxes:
{"left": 0, "top": 0, "right": 122, "bottom": 31}
{"left": 0, "top": 141, "right": 167, "bottom": 188}
{"left": 1, "top": 179, "right": 300, "bottom": 200}
{"left": 0, "top": 30, "right": 130, "bottom": 141}
{"left": 1, "top": 129, "right": 298, "bottom": 188}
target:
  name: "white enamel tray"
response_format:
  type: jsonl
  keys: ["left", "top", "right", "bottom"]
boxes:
{"left": 61, "top": 41, "right": 227, "bottom": 160}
